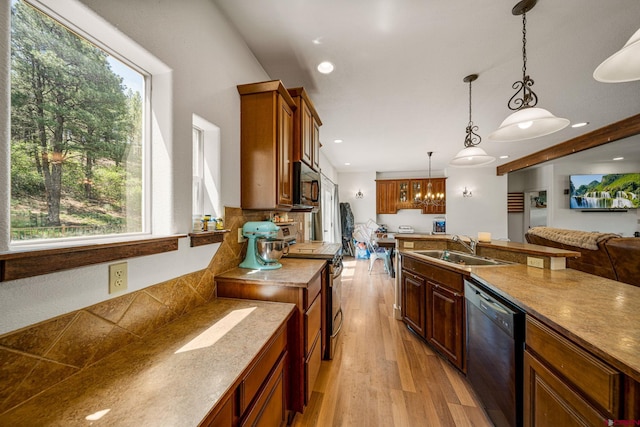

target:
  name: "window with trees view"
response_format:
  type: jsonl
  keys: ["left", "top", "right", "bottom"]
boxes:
{"left": 10, "top": 0, "right": 146, "bottom": 242}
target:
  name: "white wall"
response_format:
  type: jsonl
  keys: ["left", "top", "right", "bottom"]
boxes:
{"left": 0, "top": 0, "right": 270, "bottom": 334}
{"left": 338, "top": 171, "right": 377, "bottom": 225}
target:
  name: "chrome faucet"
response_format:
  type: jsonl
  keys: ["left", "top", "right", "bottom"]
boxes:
{"left": 452, "top": 235, "right": 477, "bottom": 255}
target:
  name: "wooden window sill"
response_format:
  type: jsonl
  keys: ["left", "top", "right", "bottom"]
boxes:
{"left": 0, "top": 235, "right": 186, "bottom": 282}
{"left": 189, "top": 230, "right": 229, "bottom": 247}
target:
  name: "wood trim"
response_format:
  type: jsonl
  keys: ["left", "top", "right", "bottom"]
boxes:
{"left": 0, "top": 235, "right": 185, "bottom": 282}
{"left": 497, "top": 113, "right": 640, "bottom": 176}
{"left": 189, "top": 230, "right": 229, "bottom": 247}
{"left": 287, "top": 87, "right": 323, "bottom": 125}
{"left": 237, "top": 80, "right": 296, "bottom": 109}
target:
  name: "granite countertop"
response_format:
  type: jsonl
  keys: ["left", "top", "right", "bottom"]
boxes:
{"left": 394, "top": 233, "right": 579, "bottom": 258}
{"left": 0, "top": 298, "right": 295, "bottom": 426}
{"left": 470, "top": 265, "right": 640, "bottom": 382}
{"left": 216, "top": 257, "right": 327, "bottom": 286}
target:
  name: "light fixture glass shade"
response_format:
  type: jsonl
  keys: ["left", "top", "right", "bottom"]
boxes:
{"left": 449, "top": 146, "right": 496, "bottom": 167}
{"left": 594, "top": 28, "right": 640, "bottom": 83}
{"left": 488, "top": 107, "right": 569, "bottom": 142}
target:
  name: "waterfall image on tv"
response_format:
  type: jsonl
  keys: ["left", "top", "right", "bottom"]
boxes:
{"left": 570, "top": 173, "right": 640, "bottom": 209}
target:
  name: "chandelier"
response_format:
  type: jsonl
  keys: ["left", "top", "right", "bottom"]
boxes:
{"left": 450, "top": 74, "right": 495, "bottom": 167}
{"left": 414, "top": 152, "right": 445, "bottom": 207}
{"left": 488, "top": 0, "right": 569, "bottom": 142}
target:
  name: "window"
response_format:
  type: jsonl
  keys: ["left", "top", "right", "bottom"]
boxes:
{"left": 10, "top": 0, "right": 147, "bottom": 242}
{"left": 192, "top": 114, "right": 221, "bottom": 225}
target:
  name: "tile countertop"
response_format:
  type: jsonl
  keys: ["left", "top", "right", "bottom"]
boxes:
{"left": 470, "top": 265, "right": 640, "bottom": 382}
{"left": 0, "top": 298, "right": 295, "bottom": 427}
{"left": 394, "top": 233, "right": 580, "bottom": 258}
{"left": 216, "top": 257, "right": 327, "bottom": 286}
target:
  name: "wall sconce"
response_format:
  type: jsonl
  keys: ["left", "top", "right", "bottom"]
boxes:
{"left": 463, "top": 187, "right": 473, "bottom": 198}
{"left": 355, "top": 189, "right": 364, "bottom": 199}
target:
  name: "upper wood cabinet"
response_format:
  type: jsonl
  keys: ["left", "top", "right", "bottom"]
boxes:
{"left": 376, "top": 180, "right": 397, "bottom": 214}
{"left": 375, "top": 178, "right": 447, "bottom": 214}
{"left": 288, "top": 87, "right": 322, "bottom": 171}
{"left": 238, "top": 80, "right": 295, "bottom": 211}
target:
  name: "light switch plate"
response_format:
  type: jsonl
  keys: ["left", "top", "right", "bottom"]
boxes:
{"left": 404, "top": 241, "right": 414, "bottom": 249}
{"left": 237, "top": 228, "right": 246, "bottom": 243}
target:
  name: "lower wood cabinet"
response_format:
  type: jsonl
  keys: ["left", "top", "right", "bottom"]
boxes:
{"left": 427, "top": 281, "right": 464, "bottom": 369}
{"left": 200, "top": 326, "right": 288, "bottom": 427}
{"left": 401, "top": 269, "right": 426, "bottom": 338}
{"left": 523, "top": 316, "right": 640, "bottom": 426}
{"left": 400, "top": 255, "right": 465, "bottom": 372}
{"left": 216, "top": 266, "right": 326, "bottom": 416}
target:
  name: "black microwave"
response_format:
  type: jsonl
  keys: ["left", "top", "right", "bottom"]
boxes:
{"left": 293, "top": 161, "right": 320, "bottom": 212}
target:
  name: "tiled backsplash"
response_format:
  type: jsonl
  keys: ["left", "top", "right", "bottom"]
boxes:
{"left": 0, "top": 206, "right": 304, "bottom": 414}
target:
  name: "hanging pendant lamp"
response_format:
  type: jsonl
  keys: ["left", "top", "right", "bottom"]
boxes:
{"left": 594, "top": 28, "right": 640, "bottom": 83}
{"left": 488, "top": 0, "right": 569, "bottom": 142}
{"left": 450, "top": 74, "right": 496, "bottom": 167}
{"left": 415, "top": 152, "right": 445, "bottom": 208}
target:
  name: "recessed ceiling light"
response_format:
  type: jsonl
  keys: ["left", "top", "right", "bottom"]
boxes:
{"left": 334, "top": 139, "right": 343, "bottom": 143}
{"left": 613, "top": 156, "right": 624, "bottom": 161}
{"left": 344, "top": 162, "right": 351, "bottom": 166}
{"left": 317, "top": 61, "right": 334, "bottom": 74}
{"left": 571, "top": 122, "right": 589, "bottom": 128}
{"left": 312, "top": 38, "right": 322, "bottom": 45}
{"left": 499, "top": 155, "right": 510, "bottom": 159}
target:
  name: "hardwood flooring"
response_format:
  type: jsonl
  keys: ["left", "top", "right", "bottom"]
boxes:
{"left": 291, "top": 258, "right": 493, "bottom": 427}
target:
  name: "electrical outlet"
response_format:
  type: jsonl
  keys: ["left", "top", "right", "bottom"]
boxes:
{"left": 404, "top": 241, "right": 414, "bottom": 249}
{"left": 237, "top": 228, "right": 246, "bottom": 243}
{"left": 109, "top": 262, "right": 128, "bottom": 294}
{"left": 527, "top": 257, "right": 544, "bottom": 269}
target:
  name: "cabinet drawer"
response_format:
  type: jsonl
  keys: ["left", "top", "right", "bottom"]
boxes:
{"left": 305, "top": 272, "right": 321, "bottom": 309}
{"left": 403, "top": 257, "right": 463, "bottom": 292}
{"left": 526, "top": 317, "right": 620, "bottom": 415}
{"left": 241, "top": 327, "right": 287, "bottom": 414}
{"left": 241, "top": 352, "right": 287, "bottom": 427}
{"left": 305, "top": 330, "right": 322, "bottom": 404}
{"left": 305, "top": 295, "right": 322, "bottom": 355}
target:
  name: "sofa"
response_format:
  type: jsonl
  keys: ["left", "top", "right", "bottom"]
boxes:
{"left": 525, "top": 227, "right": 640, "bottom": 287}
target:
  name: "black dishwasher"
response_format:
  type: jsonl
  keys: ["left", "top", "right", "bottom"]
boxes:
{"left": 465, "top": 278, "right": 524, "bottom": 427}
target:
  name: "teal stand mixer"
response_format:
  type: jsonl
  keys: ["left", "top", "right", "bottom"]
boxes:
{"left": 239, "top": 221, "right": 288, "bottom": 270}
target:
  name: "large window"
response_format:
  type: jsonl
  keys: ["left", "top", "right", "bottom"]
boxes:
{"left": 10, "top": 0, "right": 146, "bottom": 242}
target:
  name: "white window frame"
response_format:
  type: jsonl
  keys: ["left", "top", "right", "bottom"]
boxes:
{"left": 3, "top": 0, "right": 173, "bottom": 250}
{"left": 192, "top": 114, "right": 221, "bottom": 221}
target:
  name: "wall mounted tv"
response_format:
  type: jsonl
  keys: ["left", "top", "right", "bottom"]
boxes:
{"left": 570, "top": 173, "right": 640, "bottom": 210}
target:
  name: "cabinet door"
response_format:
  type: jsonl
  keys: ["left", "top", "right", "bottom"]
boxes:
{"left": 427, "top": 282, "right": 464, "bottom": 370}
{"left": 410, "top": 179, "right": 423, "bottom": 204}
{"left": 277, "top": 96, "right": 293, "bottom": 207}
{"left": 423, "top": 178, "right": 446, "bottom": 214}
{"left": 524, "top": 350, "right": 607, "bottom": 427}
{"left": 241, "top": 353, "right": 287, "bottom": 427}
{"left": 376, "top": 180, "right": 396, "bottom": 214}
{"left": 401, "top": 270, "right": 426, "bottom": 338}
{"left": 301, "top": 101, "right": 313, "bottom": 167}
{"left": 397, "top": 180, "right": 410, "bottom": 208}
{"left": 312, "top": 118, "right": 320, "bottom": 171}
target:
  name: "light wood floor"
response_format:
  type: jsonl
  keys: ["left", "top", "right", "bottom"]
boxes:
{"left": 291, "top": 257, "right": 493, "bottom": 427}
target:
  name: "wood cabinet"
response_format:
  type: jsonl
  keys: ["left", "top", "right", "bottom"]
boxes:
{"left": 288, "top": 87, "right": 322, "bottom": 172}
{"left": 401, "top": 269, "right": 427, "bottom": 338}
{"left": 375, "top": 178, "right": 447, "bottom": 214}
{"left": 427, "top": 281, "right": 464, "bottom": 369}
{"left": 216, "top": 265, "right": 327, "bottom": 415}
{"left": 200, "top": 325, "right": 288, "bottom": 427}
{"left": 238, "top": 80, "right": 295, "bottom": 211}
{"left": 523, "top": 316, "right": 628, "bottom": 426}
{"left": 376, "top": 180, "right": 397, "bottom": 214}
{"left": 400, "top": 255, "right": 465, "bottom": 371}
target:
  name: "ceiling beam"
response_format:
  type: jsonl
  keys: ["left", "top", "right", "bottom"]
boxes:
{"left": 496, "top": 113, "right": 640, "bottom": 176}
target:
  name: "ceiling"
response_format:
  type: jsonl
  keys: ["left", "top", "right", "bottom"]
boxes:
{"left": 213, "top": 0, "right": 640, "bottom": 174}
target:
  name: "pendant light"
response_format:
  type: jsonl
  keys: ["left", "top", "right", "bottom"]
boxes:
{"left": 450, "top": 74, "right": 496, "bottom": 167}
{"left": 488, "top": 0, "right": 569, "bottom": 142}
{"left": 594, "top": 28, "right": 640, "bottom": 82}
{"left": 415, "top": 152, "right": 445, "bottom": 208}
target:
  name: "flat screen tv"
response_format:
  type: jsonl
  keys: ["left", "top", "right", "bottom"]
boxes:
{"left": 570, "top": 173, "right": 640, "bottom": 210}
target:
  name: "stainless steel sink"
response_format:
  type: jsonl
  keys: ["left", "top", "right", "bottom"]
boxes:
{"left": 412, "top": 250, "right": 512, "bottom": 266}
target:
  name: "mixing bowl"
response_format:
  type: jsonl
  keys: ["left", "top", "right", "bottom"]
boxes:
{"left": 256, "top": 238, "right": 289, "bottom": 263}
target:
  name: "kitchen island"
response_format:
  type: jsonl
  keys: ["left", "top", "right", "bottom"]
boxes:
{"left": 399, "top": 246, "right": 640, "bottom": 424}
{"left": 0, "top": 298, "right": 295, "bottom": 426}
